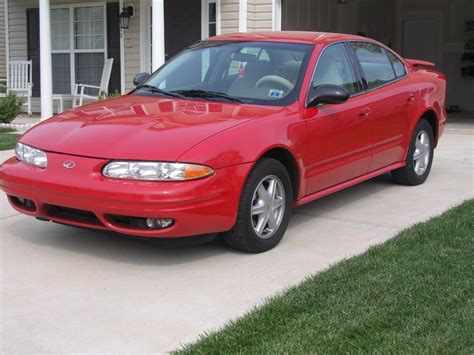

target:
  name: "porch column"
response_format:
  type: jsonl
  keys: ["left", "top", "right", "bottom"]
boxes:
{"left": 39, "top": 0, "right": 53, "bottom": 119}
{"left": 152, "top": 0, "right": 165, "bottom": 71}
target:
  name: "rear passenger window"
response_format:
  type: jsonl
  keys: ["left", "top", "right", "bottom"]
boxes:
{"left": 312, "top": 43, "right": 359, "bottom": 94}
{"left": 349, "top": 42, "right": 396, "bottom": 89}
{"left": 386, "top": 50, "right": 406, "bottom": 78}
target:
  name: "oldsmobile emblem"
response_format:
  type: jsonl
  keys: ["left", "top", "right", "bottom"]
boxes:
{"left": 63, "top": 161, "right": 76, "bottom": 169}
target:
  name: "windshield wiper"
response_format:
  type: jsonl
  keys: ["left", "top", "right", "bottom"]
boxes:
{"left": 138, "top": 85, "right": 185, "bottom": 99}
{"left": 173, "top": 89, "right": 243, "bottom": 103}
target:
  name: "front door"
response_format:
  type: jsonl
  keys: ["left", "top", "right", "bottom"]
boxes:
{"left": 165, "top": 0, "right": 202, "bottom": 60}
{"left": 304, "top": 43, "right": 373, "bottom": 195}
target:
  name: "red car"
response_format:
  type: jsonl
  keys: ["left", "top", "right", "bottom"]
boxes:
{"left": 0, "top": 32, "right": 446, "bottom": 253}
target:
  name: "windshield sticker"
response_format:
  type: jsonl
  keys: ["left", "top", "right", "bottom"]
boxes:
{"left": 268, "top": 89, "right": 284, "bottom": 98}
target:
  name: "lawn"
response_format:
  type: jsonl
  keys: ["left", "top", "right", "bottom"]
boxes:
{"left": 179, "top": 199, "right": 474, "bottom": 354}
{"left": 0, "top": 127, "right": 20, "bottom": 150}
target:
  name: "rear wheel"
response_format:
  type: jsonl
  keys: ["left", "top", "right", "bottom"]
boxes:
{"left": 392, "top": 119, "right": 434, "bottom": 185}
{"left": 224, "top": 158, "right": 292, "bottom": 253}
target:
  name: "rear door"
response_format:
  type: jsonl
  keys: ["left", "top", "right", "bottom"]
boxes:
{"left": 347, "top": 42, "right": 417, "bottom": 171}
{"left": 303, "top": 42, "right": 373, "bottom": 195}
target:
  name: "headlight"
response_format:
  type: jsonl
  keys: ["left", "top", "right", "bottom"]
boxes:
{"left": 15, "top": 142, "right": 48, "bottom": 168}
{"left": 102, "top": 161, "right": 214, "bottom": 181}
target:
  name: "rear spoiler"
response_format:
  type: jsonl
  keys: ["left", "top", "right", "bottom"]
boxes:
{"left": 405, "top": 59, "right": 436, "bottom": 68}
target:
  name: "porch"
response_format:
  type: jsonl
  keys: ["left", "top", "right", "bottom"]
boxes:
{"left": 4, "top": 0, "right": 275, "bottom": 118}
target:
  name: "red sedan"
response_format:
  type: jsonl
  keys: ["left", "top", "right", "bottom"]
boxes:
{"left": 0, "top": 32, "right": 446, "bottom": 253}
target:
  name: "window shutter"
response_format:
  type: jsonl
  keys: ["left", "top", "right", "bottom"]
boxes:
{"left": 106, "top": 3, "right": 121, "bottom": 93}
{"left": 26, "top": 8, "right": 41, "bottom": 97}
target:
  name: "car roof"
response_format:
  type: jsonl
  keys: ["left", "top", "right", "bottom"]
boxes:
{"left": 208, "top": 31, "right": 368, "bottom": 45}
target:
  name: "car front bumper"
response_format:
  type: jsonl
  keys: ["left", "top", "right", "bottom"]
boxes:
{"left": 0, "top": 152, "right": 251, "bottom": 238}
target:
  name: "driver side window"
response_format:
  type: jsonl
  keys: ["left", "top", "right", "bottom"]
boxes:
{"left": 312, "top": 43, "right": 359, "bottom": 95}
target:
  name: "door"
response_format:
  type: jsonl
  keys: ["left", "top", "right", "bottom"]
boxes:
{"left": 348, "top": 41, "right": 417, "bottom": 171}
{"left": 304, "top": 43, "right": 373, "bottom": 195}
{"left": 165, "top": 0, "right": 202, "bottom": 60}
{"left": 402, "top": 17, "right": 439, "bottom": 65}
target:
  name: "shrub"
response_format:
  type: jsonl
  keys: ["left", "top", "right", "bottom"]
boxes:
{"left": 0, "top": 93, "right": 24, "bottom": 123}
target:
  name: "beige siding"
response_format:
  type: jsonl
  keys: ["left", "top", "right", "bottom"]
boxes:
{"left": 0, "top": 0, "right": 6, "bottom": 80}
{"left": 123, "top": 0, "right": 140, "bottom": 91}
{"left": 221, "top": 0, "right": 239, "bottom": 34}
{"left": 253, "top": 0, "right": 272, "bottom": 31}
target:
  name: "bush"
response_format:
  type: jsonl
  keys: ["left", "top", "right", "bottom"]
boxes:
{"left": 0, "top": 93, "right": 24, "bottom": 123}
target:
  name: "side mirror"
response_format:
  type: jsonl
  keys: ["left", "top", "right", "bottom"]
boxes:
{"left": 133, "top": 73, "right": 151, "bottom": 87}
{"left": 307, "top": 84, "right": 350, "bottom": 107}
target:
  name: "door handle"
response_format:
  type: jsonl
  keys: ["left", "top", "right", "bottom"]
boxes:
{"left": 407, "top": 92, "right": 415, "bottom": 102}
{"left": 358, "top": 107, "right": 371, "bottom": 118}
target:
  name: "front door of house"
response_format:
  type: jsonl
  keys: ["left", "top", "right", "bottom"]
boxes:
{"left": 165, "top": 0, "right": 202, "bottom": 60}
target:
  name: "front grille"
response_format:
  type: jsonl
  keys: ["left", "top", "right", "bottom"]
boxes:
{"left": 45, "top": 204, "right": 103, "bottom": 227}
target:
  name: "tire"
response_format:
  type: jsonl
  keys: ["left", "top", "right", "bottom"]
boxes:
{"left": 223, "top": 158, "right": 293, "bottom": 253}
{"left": 392, "top": 119, "right": 435, "bottom": 186}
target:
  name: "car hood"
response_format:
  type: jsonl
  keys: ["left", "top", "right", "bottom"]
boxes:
{"left": 21, "top": 95, "right": 281, "bottom": 161}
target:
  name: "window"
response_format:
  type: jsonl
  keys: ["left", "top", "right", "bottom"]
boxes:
{"left": 386, "top": 50, "right": 407, "bottom": 78}
{"left": 204, "top": 1, "right": 220, "bottom": 38}
{"left": 311, "top": 43, "right": 359, "bottom": 94}
{"left": 349, "top": 42, "right": 396, "bottom": 89}
{"left": 50, "top": 5, "right": 106, "bottom": 94}
{"left": 208, "top": 2, "right": 217, "bottom": 36}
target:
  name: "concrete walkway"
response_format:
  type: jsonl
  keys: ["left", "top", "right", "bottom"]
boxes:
{"left": 1, "top": 118, "right": 473, "bottom": 353}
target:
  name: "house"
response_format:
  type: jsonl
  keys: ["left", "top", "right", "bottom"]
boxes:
{"left": 1, "top": 0, "right": 473, "bottom": 118}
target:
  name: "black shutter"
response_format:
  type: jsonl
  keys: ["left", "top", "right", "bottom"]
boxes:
{"left": 26, "top": 8, "right": 40, "bottom": 97}
{"left": 106, "top": 3, "right": 121, "bottom": 93}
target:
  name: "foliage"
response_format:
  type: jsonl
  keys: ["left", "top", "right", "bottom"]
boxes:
{"left": 0, "top": 93, "right": 24, "bottom": 123}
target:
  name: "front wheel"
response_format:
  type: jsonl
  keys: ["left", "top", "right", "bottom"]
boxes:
{"left": 223, "top": 158, "right": 293, "bottom": 253}
{"left": 392, "top": 119, "right": 434, "bottom": 185}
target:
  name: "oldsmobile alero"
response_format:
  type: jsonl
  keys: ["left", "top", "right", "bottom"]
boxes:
{"left": 0, "top": 32, "right": 447, "bottom": 252}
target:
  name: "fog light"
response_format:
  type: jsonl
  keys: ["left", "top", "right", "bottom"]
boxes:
{"left": 146, "top": 218, "right": 174, "bottom": 229}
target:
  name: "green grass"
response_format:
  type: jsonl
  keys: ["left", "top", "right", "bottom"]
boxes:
{"left": 179, "top": 199, "right": 474, "bottom": 354}
{"left": 0, "top": 127, "right": 19, "bottom": 150}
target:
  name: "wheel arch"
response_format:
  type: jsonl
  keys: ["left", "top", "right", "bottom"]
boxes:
{"left": 419, "top": 109, "right": 439, "bottom": 147}
{"left": 257, "top": 147, "right": 300, "bottom": 202}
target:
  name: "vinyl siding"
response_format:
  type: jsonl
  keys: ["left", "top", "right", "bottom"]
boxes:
{"left": 221, "top": 0, "right": 239, "bottom": 34}
{"left": 0, "top": 0, "right": 6, "bottom": 80}
{"left": 254, "top": 0, "right": 272, "bottom": 31}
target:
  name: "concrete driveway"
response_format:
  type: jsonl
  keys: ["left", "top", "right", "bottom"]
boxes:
{"left": 1, "top": 118, "right": 473, "bottom": 353}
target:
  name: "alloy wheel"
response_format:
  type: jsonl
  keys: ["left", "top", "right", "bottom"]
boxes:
{"left": 413, "top": 130, "right": 431, "bottom": 176}
{"left": 250, "top": 175, "right": 286, "bottom": 239}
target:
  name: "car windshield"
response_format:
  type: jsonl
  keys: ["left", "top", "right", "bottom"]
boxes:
{"left": 135, "top": 40, "right": 314, "bottom": 106}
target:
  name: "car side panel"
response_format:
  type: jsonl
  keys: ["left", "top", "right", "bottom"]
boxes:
{"left": 366, "top": 76, "right": 420, "bottom": 171}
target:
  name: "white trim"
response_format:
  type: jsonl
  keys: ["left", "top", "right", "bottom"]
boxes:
{"left": 201, "top": 0, "right": 221, "bottom": 39}
{"left": 120, "top": 0, "right": 126, "bottom": 93}
{"left": 239, "top": 0, "right": 247, "bottom": 32}
{"left": 39, "top": 0, "right": 53, "bottom": 119}
{"left": 272, "top": 0, "right": 282, "bottom": 31}
{"left": 4, "top": 0, "right": 9, "bottom": 85}
{"left": 151, "top": 0, "right": 165, "bottom": 71}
